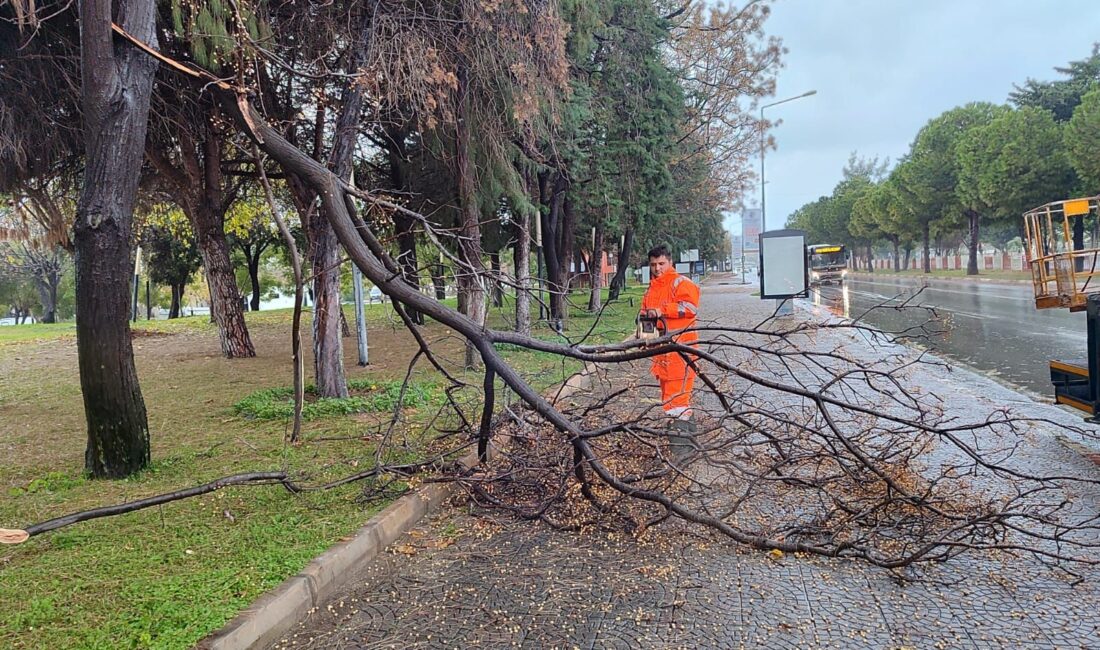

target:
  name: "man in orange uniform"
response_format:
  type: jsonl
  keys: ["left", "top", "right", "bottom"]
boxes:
{"left": 640, "top": 245, "right": 700, "bottom": 440}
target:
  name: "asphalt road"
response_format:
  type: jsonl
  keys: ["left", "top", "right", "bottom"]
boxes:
{"left": 803, "top": 275, "right": 1087, "bottom": 397}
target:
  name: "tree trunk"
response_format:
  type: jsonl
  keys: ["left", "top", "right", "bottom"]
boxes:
{"left": 395, "top": 211, "right": 422, "bottom": 323}
{"left": 513, "top": 202, "right": 532, "bottom": 336}
{"left": 191, "top": 202, "right": 255, "bottom": 358}
{"left": 45, "top": 258, "right": 59, "bottom": 323}
{"left": 609, "top": 226, "right": 634, "bottom": 301}
{"left": 432, "top": 264, "right": 446, "bottom": 300}
{"left": 561, "top": 193, "right": 577, "bottom": 297}
{"left": 340, "top": 307, "right": 351, "bottom": 338}
{"left": 248, "top": 252, "right": 262, "bottom": 311}
{"left": 588, "top": 223, "right": 604, "bottom": 312}
{"left": 903, "top": 246, "right": 911, "bottom": 271}
{"left": 309, "top": 217, "right": 348, "bottom": 397}
{"left": 385, "top": 126, "right": 424, "bottom": 325}
{"left": 169, "top": 283, "right": 183, "bottom": 319}
{"left": 456, "top": 275, "right": 467, "bottom": 314}
{"left": 34, "top": 268, "right": 58, "bottom": 324}
{"left": 75, "top": 0, "right": 154, "bottom": 479}
{"left": 541, "top": 175, "right": 568, "bottom": 325}
{"left": 456, "top": 66, "right": 486, "bottom": 369}
{"left": 306, "top": 8, "right": 373, "bottom": 397}
{"left": 865, "top": 244, "right": 873, "bottom": 272}
{"left": 892, "top": 238, "right": 900, "bottom": 272}
{"left": 966, "top": 209, "right": 980, "bottom": 275}
{"left": 489, "top": 252, "right": 504, "bottom": 308}
{"left": 922, "top": 222, "right": 931, "bottom": 273}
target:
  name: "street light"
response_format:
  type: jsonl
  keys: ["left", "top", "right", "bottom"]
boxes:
{"left": 759, "top": 90, "right": 816, "bottom": 232}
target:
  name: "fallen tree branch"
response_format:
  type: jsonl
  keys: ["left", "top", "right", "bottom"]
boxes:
{"left": 2, "top": 472, "right": 295, "bottom": 544}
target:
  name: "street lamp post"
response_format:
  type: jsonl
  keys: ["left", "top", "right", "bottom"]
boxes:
{"left": 740, "top": 229, "right": 748, "bottom": 284}
{"left": 759, "top": 90, "right": 816, "bottom": 232}
{"left": 759, "top": 90, "right": 816, "bottom": 314}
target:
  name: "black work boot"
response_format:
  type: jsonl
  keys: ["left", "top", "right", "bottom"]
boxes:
{"left": 668, "top": 418, "right": 696, "bottom": 460}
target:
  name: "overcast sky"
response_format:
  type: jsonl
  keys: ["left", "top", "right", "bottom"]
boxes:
{"left": 723, "top": 0, "right": 1100, "bottom": 242}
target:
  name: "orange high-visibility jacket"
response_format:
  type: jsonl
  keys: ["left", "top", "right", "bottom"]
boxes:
{"left": 641, "top": 270, "right": 700, "bottom": 380}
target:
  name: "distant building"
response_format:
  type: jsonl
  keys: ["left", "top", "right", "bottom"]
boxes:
{"left": 742, "top": 208, "right": 762, "bottom": 255}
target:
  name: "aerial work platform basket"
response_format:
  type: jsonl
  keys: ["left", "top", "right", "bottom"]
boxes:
{"left": 1023, "top": 196, "right": 1100, "bottom": 311}
{"left": 1023, "top": 196, "right": 1100, "bottom": 419}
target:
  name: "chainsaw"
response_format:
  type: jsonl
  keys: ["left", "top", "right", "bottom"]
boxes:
{"left": 635, "top": 311, "right": 666, "bottom": 343}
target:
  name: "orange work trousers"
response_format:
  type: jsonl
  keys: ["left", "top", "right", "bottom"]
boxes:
{"left": 656, "top": 360, "right": 696, "bottom": 413}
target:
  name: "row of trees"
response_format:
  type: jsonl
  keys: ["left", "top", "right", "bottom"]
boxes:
{"left": 0, "top": 0, "right": 779, "bottom": 477}
{"left": 789, "top": 47, "right": 1100, "bottom": 273}
{"left": 1, "top": 195, "right": 284, "bottom": 323}
{"left": 7, "top": 3, "right": 1099, "bottom": 574}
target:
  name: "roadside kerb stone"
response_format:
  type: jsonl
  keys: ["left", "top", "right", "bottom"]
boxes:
{"left": 195, "top": 363, "right": 598, "bottom": 650}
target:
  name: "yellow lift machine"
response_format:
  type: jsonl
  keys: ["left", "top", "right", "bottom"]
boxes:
{"left": 1024, "top": 196, "right": 1100, "bottom": 418}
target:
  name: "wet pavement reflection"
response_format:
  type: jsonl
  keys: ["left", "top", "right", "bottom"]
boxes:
{"left": 810, "top": 282, "right": 850, "bottom": 318}
{"left": 800, "top": 276, "right": 1087, "bottom": 397}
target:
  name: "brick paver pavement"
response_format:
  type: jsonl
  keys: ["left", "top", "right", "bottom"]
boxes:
{"left": 269, "top": 281, "right": 1100, "bottom": 649}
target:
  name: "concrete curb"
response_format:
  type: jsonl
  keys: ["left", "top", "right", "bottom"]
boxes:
{"left": 195, "top": 366, "right": 598, "bottom": 650}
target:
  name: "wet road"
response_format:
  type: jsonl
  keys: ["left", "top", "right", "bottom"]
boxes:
{"left": 801, "top": 275, "right": 1087, "bottom": 396}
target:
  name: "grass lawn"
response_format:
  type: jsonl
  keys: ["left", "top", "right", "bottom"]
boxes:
{"left": 0, "top": 287, "right": 641, "bottom": 649}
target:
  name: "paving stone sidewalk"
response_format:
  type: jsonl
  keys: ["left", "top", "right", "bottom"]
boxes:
{"left": 269, "top": 282, "right": 1100, "bottom": 649}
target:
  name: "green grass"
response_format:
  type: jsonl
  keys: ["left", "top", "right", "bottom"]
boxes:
{"left": 0, "top": 321, "right": 77, "bottom": 345}
{"left": 234, "top": 379, "right": 440, "bottom": 420}
{"left": 0, "top": 285, "right": 642, "bottom": 650}
{"left": 0, "top": 302, "right": 409, "bottom": 346}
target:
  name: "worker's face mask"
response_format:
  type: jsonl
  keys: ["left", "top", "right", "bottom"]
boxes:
{"left": 650, "top": 256, "right": 672, "bottom": 278}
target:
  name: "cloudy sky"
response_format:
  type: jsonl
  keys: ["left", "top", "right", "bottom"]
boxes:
{"left": 723, "top": 0, "right": 1100, "bottom": 240}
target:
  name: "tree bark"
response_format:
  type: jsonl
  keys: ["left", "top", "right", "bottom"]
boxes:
{"left": 169, "top": 283, "right": 183, "bottom": 319}
{"left": 340, "top": 308, "right": 352, "bottom": 338}
{"left": 561, "top": 192, "right": 576, "bottom": 297}
{"left": 609, "top": 226, "right": 634, "bottom": 301}
{"left": 588, "top": 222, "right": 604, "bottom": 311}
{"left": 922, "top": 222, "right": 931, "bottom": 273}
{"left": 966, "top": 209, "right": 980, "bottom": 275}
{"left": 248, "top": 251, "right": 262, "bottom": 311}
{"left": 309, "top": 217, "right": 348, "bottom": 397}
{"left": 32, "top": 259, "right": 59, "bottom": 323}
{"left": 489, "top": 251, "right": 504, "bottom": 308}
{"left": 385, "top": 126, "right": 424, "bottom": 325}
{"left": 903, "top": 246, "right": 911, "bottom": 272}
{"left": 394, "top": 209, "right": 422, "bottom": 322}
{"left": 75, "top": 0, "right": 155, "bottom": 479}
{"left": 152, "top": 120, "right": 256, "bottom": 357}
{"left": 541, "top": 174, "right": 568, "bottom": 325}
{"left": 49, "top": 279, "right": 58, "bottom": 322}
{"left": 191, "top": 200, "right": 255, "bottom": 358}
{"left": 513, "top": 202, "right": 532, "bottom": 336}
{"left": 865, "top": 244, "right": 873, "bottom": 272}
{"left": 455, "top": 65, "right": 487, "bottom": 369}
{"left": 891, "top": 237, "right": 900, "bottom": 272}
{"left": 306, "top": 9, "right": 379, "bottom": 398}
{"left": 432, "top": 264, "right": 446, "bottom": 301}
